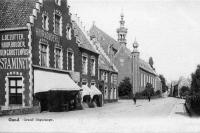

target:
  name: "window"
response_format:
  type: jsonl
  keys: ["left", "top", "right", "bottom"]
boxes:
{"left": 113, "top": 74, "right": 118, "bottom": 85}
{"left": 9, "top": 78, "right": 22, "bottom": 105}
{"left": 103, "top": 72, "right": 108, "bottom": 83}
{"left": 66, "top": 24, "right": 71, "bottom": 40}
{"left": 141, "top": 74, "right": 143, "bottom": 87}
{"left": 40, "top": 43, "right": 48, "bottom": 67}
{"left": 55, "top": 48, "right": 61, "bottom": 69}
{"left": 67, "top": 50, "right": 74, "bottom": 71}
{"left": 104, "top": 86, "right": 108, "bottom": 99}
{"left": 82, "top": 55, "right": 88, "bottom": 74}
{"left": 55, "top": 0, "right": 61, "bottom": 5}
{"left": 90, "top": 58, "right": 95, "bottom": 76}
{"left": 42, "top": 14, "right": 49, "bottom": 31}
{"left": 111, "top": 74, "right": 113, "bottom": 83}
{"left": 55, "top": 14, "right": 61, "bottom": 35}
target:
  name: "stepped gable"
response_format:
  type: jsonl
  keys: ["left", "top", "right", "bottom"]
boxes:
{"left": 72, "top": 21, "right": 99, "bottom": 54}
{"left": 0, "top": 0, "right": 36, "bottom": 29}
{"left": 89, "top": 24, "right": 156, "bottom": 75}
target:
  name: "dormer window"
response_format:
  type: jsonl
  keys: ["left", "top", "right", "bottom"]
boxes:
{"left": 55, "top": 0, "right": 61, "bottom": 6}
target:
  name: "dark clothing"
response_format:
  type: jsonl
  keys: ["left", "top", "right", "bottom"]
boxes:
{"left": 133, "top": 97, "right": 136, "bottom": 104}
{"left": 148, "top": 96, "right": 151, "bottom": 102}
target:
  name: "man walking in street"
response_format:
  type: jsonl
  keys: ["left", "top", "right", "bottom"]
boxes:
{"left": 148, "top": 95, "right": 151, "bottom": 102}
{"left": 133, "top": 94, "right": 136, "bottom": 104}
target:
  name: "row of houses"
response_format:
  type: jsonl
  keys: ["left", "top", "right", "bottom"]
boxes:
{"left": 0, "top": 0, "right": 162, "bottom": 113}
{"left": 0, "top": 0, "right": 118, "bottom": 112}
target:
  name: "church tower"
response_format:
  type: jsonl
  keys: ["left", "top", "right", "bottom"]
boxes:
{"left": 117, "top": 12, "right": 128, "bottom": 46}
{"left": 131, "top": 38, "right": 140, "bottom": 94}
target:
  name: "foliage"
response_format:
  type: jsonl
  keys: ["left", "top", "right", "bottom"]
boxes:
{"left": 118, "top": 77, "right": 132, "bottom": 98}
{"left": 144, "top": 83, "right": 155, "bottom": 96}
{"left": 191, "top": 65, "right": 200, "bottom": 94}
{"left": 179, "top": 86, "right": 190, "bottom": 97}
{"left": 155, "top": 90, "right": 161, "bottom": 96}
{"left": 159, "top": 74, "right": 168, "bottom": 92}
{"left": 135, "top": 83, "right": 155, "bottom": 97}
{"left": 185, "top": 95, "right": 200, "bottom": 115}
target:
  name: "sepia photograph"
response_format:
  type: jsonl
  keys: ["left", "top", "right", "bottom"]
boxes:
{"left": 0, "top": 0, "right": 200, "bottom": 132}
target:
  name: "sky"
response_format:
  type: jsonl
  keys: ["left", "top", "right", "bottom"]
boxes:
{"left": 68, "top": 0, "right": 200, "bottom": 82}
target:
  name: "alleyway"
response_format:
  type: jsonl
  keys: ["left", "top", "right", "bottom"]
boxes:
{"left": 1, "top": 97, "right": 200, "bottom": 133}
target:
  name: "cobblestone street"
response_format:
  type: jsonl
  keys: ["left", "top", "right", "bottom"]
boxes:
{"left": 1, "top": 97, "right": 200, "bottom": 133}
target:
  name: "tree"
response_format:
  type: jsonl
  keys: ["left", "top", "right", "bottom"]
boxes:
{"left": 179, "top": 86, "right": 190, "bottom": 97}
{"left": 191, "top": 65, "right": 200, "bottom": 94}
{"left": 118, "top": 77, "right": 132, "bottom": 98}
{"left": 144, "top": 83, "right": 154, "bottom": 96}
{"left": 159, "top": 74, "right": 168, "bottom": 92}
{"left": 149, "top": 57, "right": 154, "bottom": 70}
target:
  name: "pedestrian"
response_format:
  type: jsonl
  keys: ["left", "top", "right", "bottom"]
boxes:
{"left": 133, "top": 94, "right": 136, "bottom": 104}
{"left": 148, "top": 95, "right": 151, "bottom": 102}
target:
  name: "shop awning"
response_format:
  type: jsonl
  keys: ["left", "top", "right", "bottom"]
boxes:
{"left": 91, "top": 85, "right": 102, "bottom": 95}
{"left": 81, "top": 85, "right": 93, "bottom": 98}
{"left": 34, "top": 70, "right": 81, "bottom": 93}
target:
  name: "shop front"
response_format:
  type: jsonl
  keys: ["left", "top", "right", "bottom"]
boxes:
{"left": 0, "top": 29, "right": 32, "bottom": 109}
{"left": 33, "top": 69, "right": 81, "bottom": 112}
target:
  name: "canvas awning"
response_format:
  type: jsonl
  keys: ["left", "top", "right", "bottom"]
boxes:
{"left": 91, "top": 85, "right": 102, "bottom": 95}
{"left": 34, "top": 70, "right": 81, "bottom": 93}
{"left": 81, "top": 85, "right": 93, "bottom": 98}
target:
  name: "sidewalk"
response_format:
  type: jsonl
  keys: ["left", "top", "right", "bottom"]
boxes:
{"left": 169, "top": 98, "right": 188, "bottom": 117}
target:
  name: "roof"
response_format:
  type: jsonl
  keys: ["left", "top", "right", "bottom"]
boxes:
{"left": 0, "top": 0, "right": 36, "bottom": 29}
{"left": 72, "top": 21, "right": 99, "bottom": 54}
{"left": 98, "top": 54, "right": 116, "bottom": 72}
{"left": 89, "top": 25, "right": 121, "bottom": 55}
{"left": 89, "top": 24, "right": 156, "bottom": 75}
{"left": 139, "top": 59, "right": 156, "bottom": 75}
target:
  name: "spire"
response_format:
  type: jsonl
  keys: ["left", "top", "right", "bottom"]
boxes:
{"left": 117, "top": 12, "right": 128, "bottom": 46}
{"left": 120, "top": 11, "right": 125, "bottom": 27}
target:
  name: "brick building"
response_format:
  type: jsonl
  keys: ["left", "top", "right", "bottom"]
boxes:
{"left": 0, "top": 0, "right": 85, "bottom": 111}
{"left": 89, "top": 13, "right": 162, "bottom": 94}
{"left": 71, "top": 17, "right": 103, "bottom": 106}
{"left": 90, "top": 36, "right": 118, "bottom": 103}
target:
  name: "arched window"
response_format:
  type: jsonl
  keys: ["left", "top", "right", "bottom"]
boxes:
{"left": 66, "top": 23, "right": 71, "bottom": 40}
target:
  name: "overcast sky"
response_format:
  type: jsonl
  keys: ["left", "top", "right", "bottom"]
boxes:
{"left": 69, "top": 0, "right": 200, "bottom": 82}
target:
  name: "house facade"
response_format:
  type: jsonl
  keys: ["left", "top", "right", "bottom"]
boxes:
{"left": 0, "top": 0, "right": 82, "bottom": 110}
{"left": 71, "top": 18, "right": 103, "bottom": 106}
{"left": 91, "top": 38, "right": 118, "bottom": 102}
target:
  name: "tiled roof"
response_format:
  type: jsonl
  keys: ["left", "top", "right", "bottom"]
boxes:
{"left": 0, "top": 0, "right": 36, "bottom": 29}
{"left": 139, "top": 59, "right": 156, "bottom": 75}
{"left": 98, "top": 54, "right": 115, "bottom": 72}
{"left": 72, "top": 21, "right": 99, "bottom": 54}
{"left": 89, "top": 24, "right": 156, "bottom": 75}
{"left": 89, "top": 25, "right": 121, "bottom": 55}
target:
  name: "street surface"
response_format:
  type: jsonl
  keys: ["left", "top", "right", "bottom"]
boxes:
{"left": 1, "top": 97, "right": 200, "bottom": 133}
